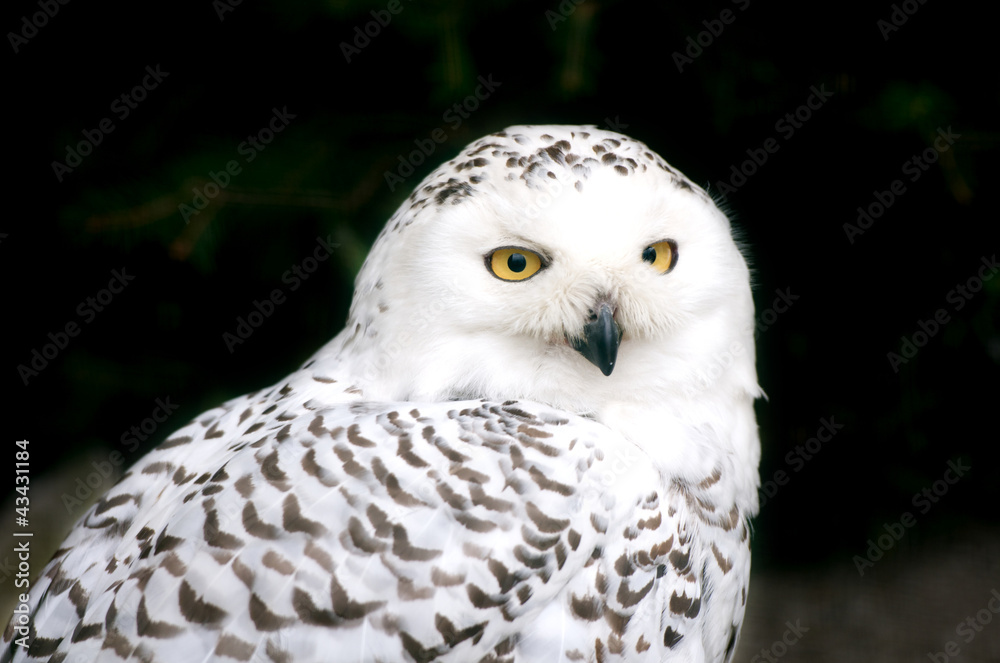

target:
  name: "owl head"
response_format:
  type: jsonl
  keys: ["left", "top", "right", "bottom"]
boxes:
{"left": 333, "top": 125, "right": 760, "bottom": 423}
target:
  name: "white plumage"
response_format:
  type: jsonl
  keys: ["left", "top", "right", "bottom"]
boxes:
{"left": 4, "top": 125, "right": 762, "bottom": 662}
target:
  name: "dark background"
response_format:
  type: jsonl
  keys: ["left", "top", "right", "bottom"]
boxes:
{"left": 4, "top": 0, "right": 998, "bottom": 660}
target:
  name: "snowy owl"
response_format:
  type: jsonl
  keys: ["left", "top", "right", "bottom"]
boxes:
{"left": 4, "top": 125, "right": 762, "bottom": 663}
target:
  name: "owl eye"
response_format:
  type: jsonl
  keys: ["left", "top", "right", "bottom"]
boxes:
{"left": 487, "top": 247, "right": 544, "bottom": 281}
{"left": 642, "top": 240, "right": 678, "bottom": 274}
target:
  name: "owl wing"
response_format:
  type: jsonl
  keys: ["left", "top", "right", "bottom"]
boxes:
{"left": 5, "top": 396, "right": 732, "bottom": 663}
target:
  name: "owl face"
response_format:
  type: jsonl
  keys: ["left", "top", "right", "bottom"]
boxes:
{"left": 344, "top": 126, "right": 758, "bottom": 412}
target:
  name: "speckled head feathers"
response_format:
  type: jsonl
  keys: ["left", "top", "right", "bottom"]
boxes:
{"left": 385, "top": 125, "right": 712, "bottom": 233}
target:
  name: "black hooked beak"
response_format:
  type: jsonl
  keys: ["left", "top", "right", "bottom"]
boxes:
{"left": 570, "top": 302, "right": 622, "bottom": 376}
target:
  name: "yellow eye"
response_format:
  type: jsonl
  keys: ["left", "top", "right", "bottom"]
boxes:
{"left": 641, "top": 240, "right": 678, "bottom": 274}
{"left": 487, "top": 247, "right": 543, "bottom": 281}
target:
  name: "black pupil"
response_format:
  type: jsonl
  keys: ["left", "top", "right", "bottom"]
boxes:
{"left": 507, "top": 253, "right": 527, "bottom": 272}
{"left": 642, "top": 246, "right": 657, "bottom": 263}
